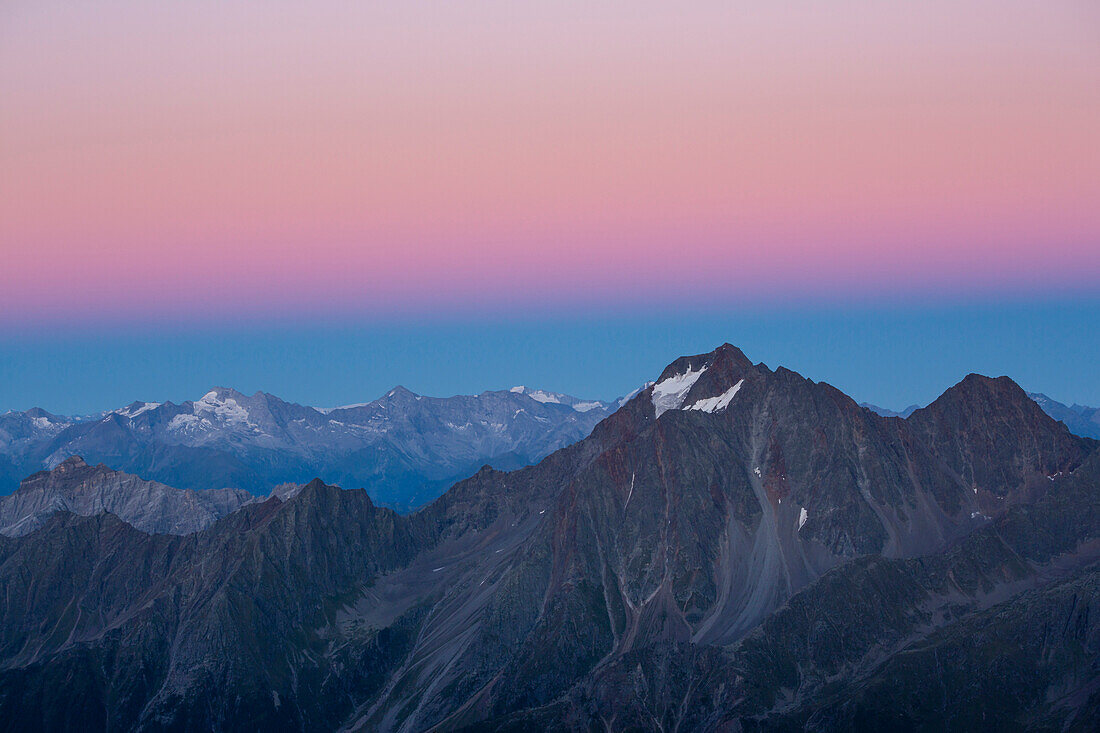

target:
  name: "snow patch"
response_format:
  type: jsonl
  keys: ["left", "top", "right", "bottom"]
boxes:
{"left": 512, "top": 386, "right": 606, "bottom": 412}
{"left": 798, "top": 507, "right": 809, "bottom": 531}
{"left": 525, "top": 389, "right": 561, "bottom": 405}
{"left": 686, "top": 379, "right": 744, "bottom": 413}
{"left": 168, "top": 413, "right": 210, "bottom": 432}
{"left": 193, "top": 391, "right": 253, "bottom": 427}
{"left": 317, "top": 402, "right": 370, "bottom": 414}
{"left": 123, "top": 402, "right": 160, "bottom": 419}
{"left": 651, "top": 366, "right": 706, "bottom": 417}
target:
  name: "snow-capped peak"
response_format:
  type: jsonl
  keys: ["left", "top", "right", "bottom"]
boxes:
{"left": 192, "top": 389, "right": 253, "bottom": 425}
{"left": 651, "top": 366, "right": 706, "bottom": 417}
{"left": 510, "top": 386, "right": 613, "bottom": 413}
{"left": 510, "top": 386, "right": 562, "bottom": 405}
{"left": 113, "top": 401, "right": 161, "bottom": 419}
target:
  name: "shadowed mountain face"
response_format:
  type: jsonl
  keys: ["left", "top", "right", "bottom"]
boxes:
{"left": 865, "top": 392, "right": 1100, "bottom": 440}
{"left": 0, "top": 344, "right": 1096, "bottom": 732}
{"left": 0, "top": 386, "right": 618, "bottom": 510}
{"left": 907, "top": 375, "right": 1092, "bottom": 504}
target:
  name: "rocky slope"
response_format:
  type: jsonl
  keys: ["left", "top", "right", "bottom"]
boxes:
{"left": 0, "top": 385, "right": 618, "bottom": 509}
{"left": 0, "top": 344, "right": 1096, "bottom": 732}
{"left": 0, "top": 456, "right": 255, "bottom": 536}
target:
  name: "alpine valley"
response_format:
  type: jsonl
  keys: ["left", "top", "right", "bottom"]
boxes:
{"left": 1, "top": 344, "right": 1098, "bottom": 732}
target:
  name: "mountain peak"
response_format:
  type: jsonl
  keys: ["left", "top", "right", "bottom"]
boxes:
{"left": 650, "top": 344, "right": 758, "bottom": 417}
{"left": 925, "top": 373, "right": 1031, "bottom": 410}
{"left": 656, "top": 343, "right": 754, "bottom": 384}
{"left": 201, "top": 386, "right": 245, "bottom": 402}
{"left": 713, "top": 342, "right": 755, "bottom": 367}
{"left": 383, "top": 385, "right": 419, "bottom": 400}
{"left": 23, "top": 407, "right": 60, "bottom": 420}
{"left": 303, "top": 477, "right": 329, "bottom": 491}
{"left": 907, "top": 372, "right": 1091, "bottom": 500}
{"left": 56, "top": 456, "right": 88, "bottom": 471}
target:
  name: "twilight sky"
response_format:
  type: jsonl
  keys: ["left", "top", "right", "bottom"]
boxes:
{"left": 1, "top": 1, "right": 1099, "bottom": 411}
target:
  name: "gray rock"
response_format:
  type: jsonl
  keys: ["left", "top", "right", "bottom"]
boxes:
{"left": 0, "top": 456, "right": 255, "bottom": 536}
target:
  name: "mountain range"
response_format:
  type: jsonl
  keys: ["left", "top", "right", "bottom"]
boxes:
{"left": 0, "top": 343, "right": 1097, "bottom": 731}
{"left": 1027, "top": 392, "right": 1100, "bottom": 440}
{"left": 0, "top": 385, "right": 619, "bottom": 510}
{"left": 857, "top": 402, "right": 920, "bottom": 418}
{"left": 5, "top": 384, "right": 1096, "bottom": 517}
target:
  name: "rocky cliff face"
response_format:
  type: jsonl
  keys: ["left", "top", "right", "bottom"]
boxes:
{"left": 907, "top": 374, "right": 1091, "bottom": 504}
{"left": 0, "top": 344, "right": 1096, "bottom": 732}
{"left": 0, "top": 456, "right": 255, "bottom": 536}
{"left": 501, "top": 446, "right": 1100, "bottom": 731}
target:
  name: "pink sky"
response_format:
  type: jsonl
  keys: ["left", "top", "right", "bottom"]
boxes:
{"left": 2, "top": 1, "right": 1099, "bottom": 323}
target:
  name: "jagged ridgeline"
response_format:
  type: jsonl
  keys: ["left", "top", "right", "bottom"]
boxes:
{"left": 0, "top": 344, "right": 1097, "bottom": 731}
{"left": 0, "top": 386, "right": 620, "bottom": 511}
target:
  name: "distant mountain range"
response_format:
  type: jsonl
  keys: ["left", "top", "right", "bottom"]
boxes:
{"left": 1027, "top": 392, "right": 1100, "bottom": 440}
{"left": 864, "top": 392, "right": 1100, "bottom": 439}
{"left": 858, "top": 401, "right": 921, "bottom": 418}
{"left": 0, "top": 344, "right": 1096, "bottom": 730}
{"left": 0, "top": 385, "right": 620, "bottom": 509}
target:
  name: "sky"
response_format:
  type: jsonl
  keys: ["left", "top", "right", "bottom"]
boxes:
{"left": 2, "top": 1, "right": 1099, "bottom": 412}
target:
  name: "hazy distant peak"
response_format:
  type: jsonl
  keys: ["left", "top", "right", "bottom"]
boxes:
{"left": 0, "top": 458, "right": 253, "bottom": 537}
